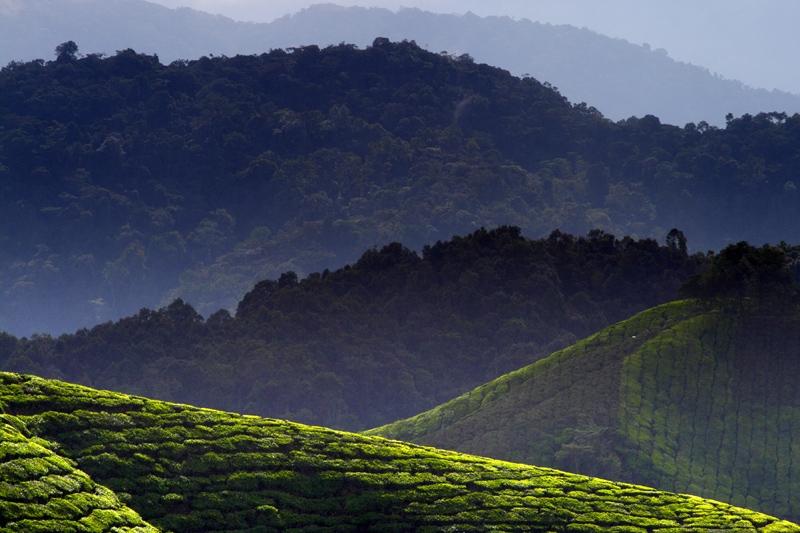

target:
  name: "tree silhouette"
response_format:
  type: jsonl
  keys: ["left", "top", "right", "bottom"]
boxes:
{"left": 682, "top": 242, "right": 796, "bottom": 308}
{"left": 666, "top": 228, "right": 688, "bottom": 256}
{"left": 55, "top": 41, "right": 79, "bottom": 62}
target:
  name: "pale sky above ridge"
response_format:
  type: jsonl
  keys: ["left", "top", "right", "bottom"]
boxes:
{"left": 147, "top": 0, "right": 800, "bottom": 95}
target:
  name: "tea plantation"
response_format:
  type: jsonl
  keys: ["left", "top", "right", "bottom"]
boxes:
{"left": 371, "top": 300, "right": 800, "bottom": 524}
{"left": 0, "top": 414, "right": 155, "bottom": 532}
{"left": 0, "top": 373, "right": 796, "bottom": 531}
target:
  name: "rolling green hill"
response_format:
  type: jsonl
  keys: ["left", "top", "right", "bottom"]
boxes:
{"left": 369, "top": 299, "right": 800, "bottom": 523}
{"left": 0, "top": 373, "right": 796, "bottom": 531}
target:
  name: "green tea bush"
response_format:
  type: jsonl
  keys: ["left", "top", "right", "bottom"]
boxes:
{"left": 0, "top": 372, "right": 796, "bottom": 532}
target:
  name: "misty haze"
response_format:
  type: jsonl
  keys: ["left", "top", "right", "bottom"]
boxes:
{"left": 0, "top": 1, "right": 799, "bottom": 532}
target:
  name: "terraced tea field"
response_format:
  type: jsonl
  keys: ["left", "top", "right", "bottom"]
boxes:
{"left": 0, "top": 372, "right": 797, "bottom": 531}
{"left": 0, "top": 414, "right": 155, "bottom": 532}
{"left": 371, "top": 300, "right": 800, "bottom": 523}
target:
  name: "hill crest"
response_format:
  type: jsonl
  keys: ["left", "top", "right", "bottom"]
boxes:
{"left": 370, "top": 299, "right": 800, "bottom": 522}
{"left": 0, "top": 371, "right": 797, "bottom": 531}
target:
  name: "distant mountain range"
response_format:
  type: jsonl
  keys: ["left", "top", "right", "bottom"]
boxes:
{"left": 2, "top": 0, "right": 800, "bottom": 125}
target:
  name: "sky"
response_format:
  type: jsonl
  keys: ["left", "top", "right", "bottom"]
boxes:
{"left": 147, "top": 0, "right": 800, "bottom": 95}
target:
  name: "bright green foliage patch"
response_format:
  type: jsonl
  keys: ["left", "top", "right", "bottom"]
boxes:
{"left": 0, "top": 412, "right": 156, "bottom": 532}
{"left": 371, "top": 300, "right": 800, "bottom": 523}
{"left": 1, "top": 372, "right": 795, "bottom": 531}
{"left": 620, "top": 311, "right": 800, "bottom": 520}
{"left": 369, "top": 300, "right": 697, "bottom": 462}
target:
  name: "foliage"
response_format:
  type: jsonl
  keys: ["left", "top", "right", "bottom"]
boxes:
{"left": 1, "top": 40, "right": 800, "bottom": 334}
{"left": 681, "top": 242, "right": 799, "bottom": 304}
{"left": 3, "top": 228, "right": 703, "bottom": 431}
{"left": 371, "top": 298, "right": 800, "bottom": 523}
{"left": 0, "top": 413, "right": 156, "bottom": 532}
{"left": 4, "top": 2, "right": 800, "bottom": 126}
{"left": 0, "top": 372, "right": 796, "bottom": 532}
{"left": 619, "top": 312, "right": 800, "bottom": 521}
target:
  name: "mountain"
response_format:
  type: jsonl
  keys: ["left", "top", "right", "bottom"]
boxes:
{"left": 370, "top": 246, "right": 800, "bottom": 522}
{"left": 3, "top": 40, "right": 800, "bottom": 336}
{"left": 1, "top": 372, "right": 797, "bottom": 531}
{"left": 2, "top": 1, "right": 799, "bottom": 126}
{"left": 261, "top": 4, "right": 800, "bottom": 126}
{"left": 0, "top": 0, "right": 265, "bottom": 66}
{"left": 441, "top": 0, "right": 800, "bottom": 96}
{"left": 2, "top": 228, "right": 704, "bottom": 431}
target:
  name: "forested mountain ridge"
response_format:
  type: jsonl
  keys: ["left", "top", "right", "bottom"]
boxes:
{"left": 1, "top": 372, "right": 797, "bottom": 532}
{"left": 371, "top": 245, "right": 800, "bottom": 523}
{"left": 1, "top": 227, "right": 704, "bottom": 431}
{"left": 263, "top": 4, "right": 800, "bottom": 125}
{"left": 3, "top": 39, "right": 800, "bottom": 335}
{"left": 3, "top": 1, "right": 800, "bottom": 125}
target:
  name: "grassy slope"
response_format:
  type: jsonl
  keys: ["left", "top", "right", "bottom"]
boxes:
{"left": 0, "top": 414, "right": 155, "bottom": 532}
{"left": 0, "top": 373, "right": 796, "bottom": 531}
{"left": 369, "top": 300, "right": 800, "bottom": 522}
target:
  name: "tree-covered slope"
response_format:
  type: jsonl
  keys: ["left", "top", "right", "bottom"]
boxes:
{"left": 3, "top": 228, "right": 703, "bottom": 431}
{"left": 3, "top": 40, "right": 800, "bottom": 335}
{"left": 370, "top": 298, "right": 800, "bottom": 522}
{"left": 0, "top": 373, "right": 797, "bottom": 532}
{"left": 4, "top": 1, "right": 800, "bottom": 126}
{"left": 0, "top": 414, "right": 155, "bottom": 532}
{"left": 263, "top": 4, "right": 800, "bottom": 126}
